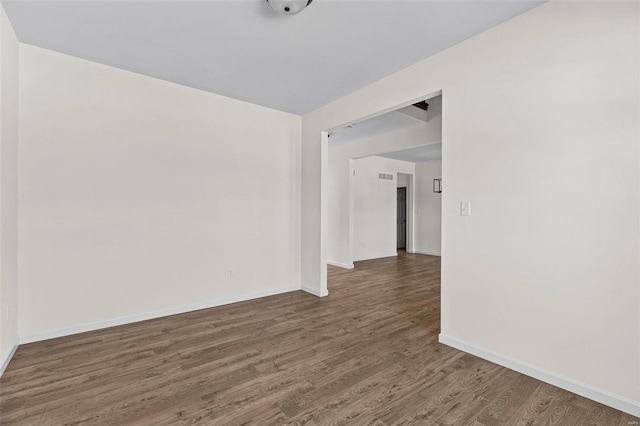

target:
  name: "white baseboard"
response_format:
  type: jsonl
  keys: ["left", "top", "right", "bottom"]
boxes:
{"left": 412, "top": 250, "right": 441, "bottom": 256}
{"left": 20, "top": 286, "right": 300, "bottom": 345}
{"left": 327, "top": 260, "right": 354, "bottom": 269}
{"left": 439, "top": 334, "right": 640, "bottom": 418}
{"left": 301, "top": 285, "right": 328, "bottom": 297}
{"left": 0, "top": 337, "right": 19, "bottom": 377}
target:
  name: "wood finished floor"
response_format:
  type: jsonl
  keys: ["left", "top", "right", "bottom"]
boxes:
{"left": 1, "top": 252, "right": 638, "bottom": 425}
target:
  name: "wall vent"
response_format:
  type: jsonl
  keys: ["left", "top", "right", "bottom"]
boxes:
{"left": 378, "top": 173, "right": 394, "bottom": 180}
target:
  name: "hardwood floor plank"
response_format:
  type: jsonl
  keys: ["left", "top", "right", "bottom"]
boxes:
{"left": 475, "top": 374, "right": 541, "bottom": 426}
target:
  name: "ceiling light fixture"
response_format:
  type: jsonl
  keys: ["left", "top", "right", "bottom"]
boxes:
{"left": 266, "top": 0, "right": 313, "bottom": 15}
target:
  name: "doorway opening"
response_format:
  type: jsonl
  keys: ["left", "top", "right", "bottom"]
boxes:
{"left": 397, "top": 186, "right": 407, "bottom": 250}
{"left": 326, "top": 94, "right": 442, "bottom": 273}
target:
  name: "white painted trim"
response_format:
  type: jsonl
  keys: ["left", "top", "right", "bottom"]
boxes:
{"left": 20, "top": 286, "right": 300, "bottom": 344}
{"left": 302, "top": 285, "right": 329, "bottom": 297}
{"left": 320, "top": 130, "right": 329, "bottom": 294}
{"left": 327, "top": 260, "right": 354, "bottom": 269}
{"left": 0, "top": 337, "right": 19, "bottom": 377}
{"left": 439, "top": 334, "right": 640, "bottom": 418}
{"left": 412, "top": 250, "right": 441, "bottom": 256}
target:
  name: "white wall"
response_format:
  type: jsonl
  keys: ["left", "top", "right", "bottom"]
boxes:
{"left": 396, "top": 173, "right": 409, "bottom": 188}
{"left": 327, "top": 101, "right": 441, "bottom": 267}
{"left": 414, "top": 160, "right": 441, "bottom": 256}
{"left": 18, "top": 44, "right": 301, "bottom": 341}
{"left": 352, "top": 156, "right": 414, "bottom": 262}
{"left": 0, "top": 4, "right": 19, "bottom": 372}
{"left": 303, "top": 1, "right": 639, "bottom": 415}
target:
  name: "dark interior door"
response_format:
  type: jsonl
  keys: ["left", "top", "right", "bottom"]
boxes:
{"left": 397, "top": 187, "right": 407, "bottom": 249}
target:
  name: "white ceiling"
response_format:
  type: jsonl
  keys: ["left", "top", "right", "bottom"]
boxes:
{"left": 328, "top": 109, "right": 425, "bottom": 146}
{"left": 378, "top": 143, "right": 442, "bottom": 163}
{"left": 2, "top": 0, "right": 543, "bottom": 114}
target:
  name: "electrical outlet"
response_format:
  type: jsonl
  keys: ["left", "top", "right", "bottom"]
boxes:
{"left": 227, "top": 268, "right": 233, "bottom": 278}
{"left": 460, "top": 201, "right": 471, "bottom": 216}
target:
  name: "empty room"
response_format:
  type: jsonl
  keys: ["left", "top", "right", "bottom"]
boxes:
{"left": 0, "top": 0, "right": 638, "bottom": 424}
